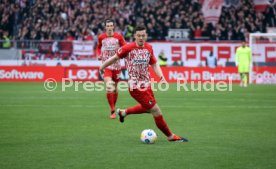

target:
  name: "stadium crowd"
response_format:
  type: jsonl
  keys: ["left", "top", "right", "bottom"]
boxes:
{"left": 0, "top": 0, "right": 275, "bottom": 42}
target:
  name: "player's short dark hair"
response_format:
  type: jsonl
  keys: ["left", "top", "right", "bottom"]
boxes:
{"left": 134, "top": 25, "right": 147, "bottom": 33}
{"left": 104, "top": 19, "right": 114, "bottom": 26}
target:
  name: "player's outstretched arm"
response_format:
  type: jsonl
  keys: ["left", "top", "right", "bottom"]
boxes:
{"left": 151, "top": 63, "right": 166, "bottom": 82}
{"left": 99, "top": 54, "right": 120, "bottom": 71}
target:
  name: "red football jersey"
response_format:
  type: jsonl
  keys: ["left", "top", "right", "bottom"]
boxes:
{"left": 97, "top": 32, "right": 126, "bottom": 70}
{"left": 116, "top": 42, "right": 157, "bottom": 88}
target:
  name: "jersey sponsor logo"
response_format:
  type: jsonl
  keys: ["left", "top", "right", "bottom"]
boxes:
{"left": 130, "top": 49, "right": 151, "bottom": 65}
{"left": 102, "top": 50, "right": 116, "bottom": 56}
{"left": 133, "top": 59, "right": 148, "bottom": 64}
{"left": 102, "top": 38, "right": 119, "bottom": 51}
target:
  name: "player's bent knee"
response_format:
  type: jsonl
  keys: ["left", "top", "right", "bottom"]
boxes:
{"left": 149, "top": 104, "right": 162, "bottom": 117}
{"left": 105, "top": 81, "right": 116, "bottom": 92}
{"left": 106, "top": 85, "right": 116, "bottom": 92}
{"left": 105, "top": 80, "right": 115, "bottom": 86}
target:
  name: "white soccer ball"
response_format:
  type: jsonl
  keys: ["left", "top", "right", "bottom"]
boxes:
{"left": 140, "top": 129, "right": 157, "bottom": 144}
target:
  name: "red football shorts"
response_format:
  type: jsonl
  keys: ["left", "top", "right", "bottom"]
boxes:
{"left": 104, "top": 69, "right": 121, "bottom": 82}
{"left": 129, "top": 87, "right": 157, "bottom": 110}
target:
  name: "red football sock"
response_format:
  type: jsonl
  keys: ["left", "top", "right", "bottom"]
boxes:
{"left": 106, "top": 93, "right": 115, "bottom": 113}
{"left": 126, "top": 104, "right": 148, "bottom": 115}
{"left": 154, "top": 115, "right": 173, "bottom": 137}
{"left": 114, "top": 92, "right": 118, "bottom": 105}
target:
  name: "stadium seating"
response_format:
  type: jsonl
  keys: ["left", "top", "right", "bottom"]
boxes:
{"left": 0, "top": 0, "right": 275, "bottom": 41}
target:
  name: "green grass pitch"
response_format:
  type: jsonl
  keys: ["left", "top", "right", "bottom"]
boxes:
{"left": 0, "top": 82, "right": 276, "bottom": 169}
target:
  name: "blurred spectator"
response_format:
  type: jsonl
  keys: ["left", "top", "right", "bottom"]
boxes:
{"left": 217, "top": 0, "right": 275, "bottom": 41}
{"left": 264, "top": 2, "right": 276, "bottom": 27}
{"left": 65, "top": 31, "right": 74, "bottom": 41}
{"left": 158, "top": 50, "right": 168, "bottom": 66}
{"left": 193, "top": 25, "right": 203, "bottom": 39}
{"left": 125, "top": 24, "right": 134, "bottom": 41}
{"left": 206, "top": 51, "right": 217, "bottom": 68}
{"left": 2, "top": 31, "right": 11, "bottom": 48}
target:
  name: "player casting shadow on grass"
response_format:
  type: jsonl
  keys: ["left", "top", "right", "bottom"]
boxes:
{"left": 100, "top": 25, "right": 188, "bottom": 142}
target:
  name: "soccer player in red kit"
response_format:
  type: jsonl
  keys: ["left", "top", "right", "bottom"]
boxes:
{"left": 97, "top": 19, "right": 126, "bottom": 119}
{"left": 100, "top": 25, "right": 188, "bottom": 142}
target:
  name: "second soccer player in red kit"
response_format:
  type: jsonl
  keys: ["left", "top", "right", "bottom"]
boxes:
{"left": 97, "top": 19, "right": 126, "bottom": 119}
{"left": 100, "top": 25, "right": 188, "bottom": 142}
